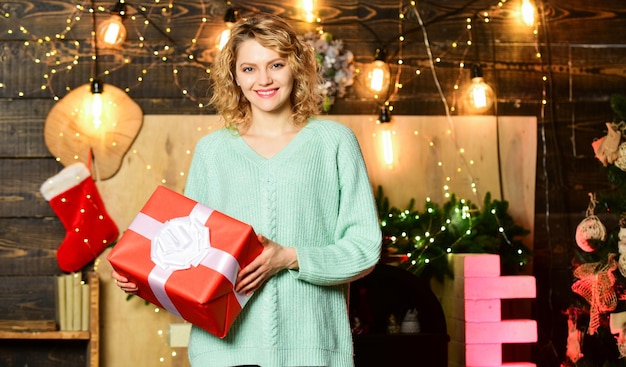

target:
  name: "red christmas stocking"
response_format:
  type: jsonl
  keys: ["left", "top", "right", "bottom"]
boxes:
{"left": 40, "top": 162, "right": 119, "bottom": 272}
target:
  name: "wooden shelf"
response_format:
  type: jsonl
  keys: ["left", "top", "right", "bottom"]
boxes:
{"left": 0, "top": 272, "right": 99, "bottom": 367}
{"left": 0, "top": 330, "right": 90, "bottom": 340}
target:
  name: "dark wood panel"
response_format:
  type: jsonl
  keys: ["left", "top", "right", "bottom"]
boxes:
{"left": 0, "top": 218, "right": 64, "bottom": 276}
{"left": 0, "top": 158, "right": 64, "bottom": 217}
{"left": 0, "top": 275, "right": 57, "bottom": 320}
{"left": 0, "top": 100, "right": 55, "bottom": 157}
{"left": 0, "top": 340, "right": 87, "bottom": 367}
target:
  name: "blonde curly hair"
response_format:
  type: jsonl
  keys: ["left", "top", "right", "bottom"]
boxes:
{"left": 209, "top": 13, "right": 322, "bottom": 130}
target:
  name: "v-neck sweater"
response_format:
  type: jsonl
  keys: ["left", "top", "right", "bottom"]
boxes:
{"left": 183, "top": 118, "right": 382, "bottom": 367}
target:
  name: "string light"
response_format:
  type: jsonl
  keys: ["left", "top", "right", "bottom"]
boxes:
{"left": 366, "top": 48, "right": 391, "bottom": 100}
{"left": 379, "top": 189, "right": 530, "bottom": 278}
{"left": 465, "top": 64, "right": 496, "bottom": 113}
{"left": 3, "top": 0, "right": 544, "bottom": 204}
{"left": 97, "top": 1, "right": 128, "bottom": 48}
{"left": 0, "top": 1, "right": 214, "bottom": 107}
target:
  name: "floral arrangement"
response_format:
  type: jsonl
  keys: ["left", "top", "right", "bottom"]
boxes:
{"left": 301, "top": 32, "right": 355, "bottom": 112}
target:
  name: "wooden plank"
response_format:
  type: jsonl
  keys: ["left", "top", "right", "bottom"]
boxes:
{"left": 0, "top": 330, "right": 89, "bottom": 340}
{"left": 0, "top": 340, "right": 88, "bottom": 367}
{"left": 88, "top": 272, "right": 99, "bottom": 367}
{"left": 0, "top": 319, "right": 57, "bottom": 332}
{"left": 499, "top": 116, "right": 538, "bottom": 250}
{"left": 0, "top": 218, "right": 63, "bottom": 276}
{"left": 0, "top": 158, "right": 63, "bottom": 217}
{"left": 0, "top": 276, "right": 57, "bottom": 321}
{"left": 0, "top": 100, "right": 54, "bottom": 157}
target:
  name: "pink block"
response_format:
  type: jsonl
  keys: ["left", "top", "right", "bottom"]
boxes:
{"left": 466, "top": 319, "right": 538, "bottom": 344}
{"left": 465, "top": 276, "right": 536, "bottom": 300}
{"left": 467, "top": 364, "right": 536, "bottom": 367}
{"left": 466, "top": 343, "right": 502, "bottom": 365}
{"left": 461, "top": 254, "right": 501, "bottom": 277}
{"left": 465, "top": 299, "right": 501, "bottom": 322}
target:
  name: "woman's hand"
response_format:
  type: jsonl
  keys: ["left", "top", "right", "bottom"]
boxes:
{"left": 112, "top": 270, "right": 139, "bottom": 294}
{"left": 235, "top": 234, "right": 298, "bottom": 296}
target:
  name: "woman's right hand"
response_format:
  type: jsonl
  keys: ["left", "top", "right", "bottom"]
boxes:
{"left": 112, "top": 271, "right": 139, "bottom": 294}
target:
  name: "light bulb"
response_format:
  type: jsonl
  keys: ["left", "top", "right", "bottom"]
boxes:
{"left": 381, "top": 129, "right": 394, "bottom": 166}
{"left": 367, "top": 60, "right": 390, "bottom": 99}
{"left": 216, "top": 8, "right": 237, "bottom": 51}
{"left": 86, "top": 80, "right": 104, "bottom": 132}
{"left": 301, "top": 0, "right": 318, "bottom": 23}
{"left": 97, "top": 14, "right": 127, "bottom": 48}
{"left": 216, "top": 28, "right": 231, "bottom": 51}
{"left": 91, "top": 92, "right": 103, "bottom": 129}
{"left": 76, "top": 81, "right": 108, "bottom": 138}
{"left": 465, "top": 65, "right": 495, "bottom": 114}
{"left": 377, "top": 106, "right": 395, "bottom": 167}
{"left": 521, "top": 0, "right": 535, "bottom": 27}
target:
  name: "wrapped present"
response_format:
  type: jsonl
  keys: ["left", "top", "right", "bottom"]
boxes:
{"left": 107, "top": 185, "right": 263, "bottom": 338}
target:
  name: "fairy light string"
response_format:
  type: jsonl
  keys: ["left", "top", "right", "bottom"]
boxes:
{"left": 1, "top": 0, "right": 542, "bottom": 289}
{"left": 380, "top": 0, "right": 537, "bottom": 276}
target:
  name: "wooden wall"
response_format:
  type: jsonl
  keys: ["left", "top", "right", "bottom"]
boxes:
{"left": 94, "top": 114, "right": 534, "bottom": 367}
{"left": 1, "top": 0, "right": 626, "bottom": 366}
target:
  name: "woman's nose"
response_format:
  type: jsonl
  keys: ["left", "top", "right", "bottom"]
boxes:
{"left": 258, "top": 70, "right": 272, "bottom": 85}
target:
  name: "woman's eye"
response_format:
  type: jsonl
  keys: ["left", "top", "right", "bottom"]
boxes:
{"left": 242, "top": 67, "right": 253, "bottom": 72}
{"left": 272, "top": 63, "right": 284, "bottom": 69}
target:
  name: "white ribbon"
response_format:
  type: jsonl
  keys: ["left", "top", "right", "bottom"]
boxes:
{"left": 127, "top": 203, "right": 249, "bottom": 318}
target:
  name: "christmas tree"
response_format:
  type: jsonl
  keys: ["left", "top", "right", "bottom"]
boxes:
{"left": 565, "top": 94, "right": 626, "bottom": 366}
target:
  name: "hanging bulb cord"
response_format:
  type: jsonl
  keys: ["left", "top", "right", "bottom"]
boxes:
{"left": 90, "top": 0, "right": 100, "bottom": 82}
{"left": 381, "top": 0, "right": 404, "bottom": 109}
{"left": 410, "top": 4, "right": 450, "bottom": 117}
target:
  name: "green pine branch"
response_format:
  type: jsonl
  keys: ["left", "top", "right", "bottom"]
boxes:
{"left": 375, "top": 186, "right": 532, "bottom": 283}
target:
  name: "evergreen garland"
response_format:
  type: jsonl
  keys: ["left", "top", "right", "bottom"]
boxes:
{"left": 375, "top": 186, "right": 532, "bottom": 283}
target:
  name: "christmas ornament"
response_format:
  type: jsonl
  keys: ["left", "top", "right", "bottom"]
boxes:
{"left": 40, "top": 162, "right": 119, "bottom": 272}
{"left": 619, "top": 252, "right": 626, "bottom": 278}
{"left": 610, "top": 311, "right": 626, "bottom": 358}
{"left": 400, "top": 308, "right": 420, "bottom": 334}
{"left": 618, "top": 218, "right": 626, "bottom": 277}
{"left": 618, "top": 227, "right": 626, "bottom": 250}
{"left": 565, "top": 310, "right": 584, "bottom": 363}
{"left": 571, "top": 253, "right": 618, "bottom": 335}
{"left": 387, "top": 314, "right": 400, "bottom": 334}
{"left": 575, "top": 194, "right": 606, "bottom": 252}
{"left": 614, "top": 142, "right": 626, "bottom": 171}
{"left": 591, "top": 122, "right": 622, "bottom": 166}
{"left": 575, "top": 216, "right": 606, "bottom": 252}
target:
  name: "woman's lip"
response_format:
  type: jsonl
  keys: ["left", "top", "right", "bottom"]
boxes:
{"left": 256, "top": 88, "right": 278, "bottom": 97}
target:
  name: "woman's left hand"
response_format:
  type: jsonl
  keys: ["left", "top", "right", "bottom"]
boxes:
{"left": 235, "top": 234, "right": 298, "bottom": 296}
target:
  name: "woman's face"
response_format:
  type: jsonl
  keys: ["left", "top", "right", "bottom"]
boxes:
{"left": 234, "top": 39, "right": 294, "bottom": 117}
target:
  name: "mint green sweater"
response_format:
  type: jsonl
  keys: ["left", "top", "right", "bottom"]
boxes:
{"left": 184, "top": 118, "right": 382, "bottom": 367}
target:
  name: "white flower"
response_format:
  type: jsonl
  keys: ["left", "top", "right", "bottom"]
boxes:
{"left": 301, "top": 31, "right": 355, "bottom": 112}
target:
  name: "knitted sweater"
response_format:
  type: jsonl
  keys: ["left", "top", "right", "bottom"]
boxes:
{"left": 184, "top": 118, "right": 382, "bottom": 367}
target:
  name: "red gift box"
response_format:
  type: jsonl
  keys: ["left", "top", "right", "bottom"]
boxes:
{"left": 107, "top": 185, "right": 263, "bottom": 338}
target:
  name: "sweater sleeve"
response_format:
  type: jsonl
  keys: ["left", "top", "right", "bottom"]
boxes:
{"left": 292, "top": 125, "right": 382, "bottom": 286}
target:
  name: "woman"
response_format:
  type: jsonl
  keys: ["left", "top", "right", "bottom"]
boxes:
{"left": 113, "top": 12, "right": 382, "bottom": 367}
